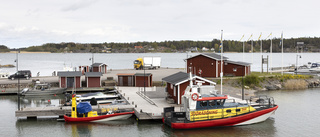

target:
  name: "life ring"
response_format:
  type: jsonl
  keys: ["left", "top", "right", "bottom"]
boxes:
{"left": 191, "top": 93, "right": 199, "bottom": 101}
{"left": 198, "top": 69, "right": 202, "bottom": 74}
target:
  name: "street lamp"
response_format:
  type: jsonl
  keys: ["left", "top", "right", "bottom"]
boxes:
{"left": 15, "top": 50, "right": 20, "bottom": 110}
{"left": 296, "top": 55, "right": 301, "bottom": 75}
{"left": 233, "top": 66, "right": 245, "bottom": 100}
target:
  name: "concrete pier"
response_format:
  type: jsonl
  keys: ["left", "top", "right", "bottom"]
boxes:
{"left": 117, "top": 86, "right": 180, "bottom": 120}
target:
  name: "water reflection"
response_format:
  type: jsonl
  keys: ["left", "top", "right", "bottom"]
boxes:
{"left": 162, "top": 115, "right": 276, "bottom": 137}
{"left": 20, "top": 94, "right": 65, "bottom": 108}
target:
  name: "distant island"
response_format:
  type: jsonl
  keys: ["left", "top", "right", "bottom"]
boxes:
{"left": 1, "top": 37, "right": 320, "bottom": 53}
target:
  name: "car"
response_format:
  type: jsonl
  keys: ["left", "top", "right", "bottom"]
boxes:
{"left": 8, "top": 70, "right": 32, "bottom": 80}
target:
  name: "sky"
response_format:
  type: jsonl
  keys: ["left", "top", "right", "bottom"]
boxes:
{"left": 0, "top": 0, "right": 320, "bottom": 48}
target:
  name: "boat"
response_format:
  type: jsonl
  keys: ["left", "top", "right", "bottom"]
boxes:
{"left": 20, "top": 83, "right": 66, "bottom": 96}
{"left": 76, "top": 92, "right": 120, "bottom": 102}
{"left": 308, "top": 62, "right": 320, "bottom": 73}
{"left": 64, "top": 94, "right": 134, "bottom": 122}
{"left": 163, "top": 73, "right": 278, "bottom": 129}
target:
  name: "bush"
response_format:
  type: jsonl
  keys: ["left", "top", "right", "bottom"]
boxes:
{"left": 244, "top": 74, "right": 261, "bottom": 86}
{"left": 284, "top": 79, "right": 308, "bottom": 90}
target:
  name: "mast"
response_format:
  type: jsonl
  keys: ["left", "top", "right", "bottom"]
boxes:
{"left": 220, "top": 30, "right": 223, "bottom": 95}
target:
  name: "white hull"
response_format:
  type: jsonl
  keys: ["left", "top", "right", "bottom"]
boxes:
{"left": 235, "top": 109, "right": 276, "bottom": 126}
{"left": 93, "top": 114, "right": 133, "bottom": 122}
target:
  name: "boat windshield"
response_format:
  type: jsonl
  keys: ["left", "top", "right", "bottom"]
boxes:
{"left": 311, "top": 63, "right": 320, "bottom": 68}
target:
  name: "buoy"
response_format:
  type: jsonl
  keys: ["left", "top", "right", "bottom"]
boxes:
{"left": 54, "top": 94, "right": 56, "bottom": 96}
{"left": 48, "top": 99, "right": 51, "bottom": 102}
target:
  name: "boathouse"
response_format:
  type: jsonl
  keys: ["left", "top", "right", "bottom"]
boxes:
{"left": 162, "top": 71, "right": 216, "bottom": 104}
{"left": 85, "top": 72, "right": 103, "bottom": 87}
{"left": 57, "top": 71, "right": 82, "bottom": 88}
{"left": 224, "top": 60, "right": 251, "bottom": 76}
{"left": 91, "top": 63, "right": 107, "bottom": 74}
{"left": 134, "top": 73, "right": 152, "bottom": 87}
{"left": 117, "top": 73, "right": 135, "bottom": 86}
{"left": 186, "top": 53, "right": 250, "bottom": 77}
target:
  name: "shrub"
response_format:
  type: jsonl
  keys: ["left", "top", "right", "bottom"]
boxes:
{"left": 244, "top": 74, "right": 260, "bottom": 86}
{"left": 284, "top": 79, "right": 308, "bottom": 90}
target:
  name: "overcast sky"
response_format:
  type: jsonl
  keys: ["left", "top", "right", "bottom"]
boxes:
{"left": 0, "top": 0, "right": 319, "bottom": 48}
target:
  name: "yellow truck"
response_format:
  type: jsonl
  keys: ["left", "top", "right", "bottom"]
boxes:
{"left": 134, "top": 57, "right": 161, "bottom": 70}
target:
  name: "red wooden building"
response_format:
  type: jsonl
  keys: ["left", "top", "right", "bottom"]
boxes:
{"left": 186, "top": 53, "right": 250, "bottom": 77}
{"left": 57, "top": 71, "right": 82, "bottom": 88}
{"left": 85, "top": 72, "right": 103, "bottom": 88}
{"left": 117, "top": 73, "right": 135, "bottom": 86}
{"left": 162, "top": 72, "right": 216, "bottom": 104}
{"left": 134, "top": 73, "right": 152, "bottom": 87}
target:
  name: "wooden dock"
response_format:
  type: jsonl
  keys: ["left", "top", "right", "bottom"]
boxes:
{"left": 16, "top": 105, "right": 134, "bottom": 118}
{"left": 15, "top": 86, "right": 179, "bottom": 120}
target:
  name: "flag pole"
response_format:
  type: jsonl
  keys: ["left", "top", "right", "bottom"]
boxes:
{"left": 239, "top": 34, "right": 245, "bottom": 62}
{"left": 258, "top": 33, "right": 262, "bottom": 73}
{"left": 270, "top": 33, "right": 273, "bottom": 74}
{"left": 281, "top": 32, "right": 283, "bottom": 75}
{"left": 220, "top": 30, "right": 223, "bottom": 95}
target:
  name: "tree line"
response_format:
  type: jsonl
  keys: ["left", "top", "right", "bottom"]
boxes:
{"left": 1, "top": 37, "right": 320, "bottom": 53}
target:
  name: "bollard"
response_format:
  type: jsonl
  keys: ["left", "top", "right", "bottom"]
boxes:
{"left": 124, "top": 93, "right": 125, "bottom": 96}
{"left": 132, "top": 101, "right": 134, "bottom": 105}
{"left": 135, "top": 105, "right": 137, "bottom": 108}
{"left": 128, "top": 97, "right": 129, "bottom": 100}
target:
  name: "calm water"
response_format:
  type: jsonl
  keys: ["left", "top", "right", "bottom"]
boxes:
{"left": 0, "top": 52, "right": 318, "bottom": 76}
{"left": 1, "top": 88, "right": 320, "bottom": 137}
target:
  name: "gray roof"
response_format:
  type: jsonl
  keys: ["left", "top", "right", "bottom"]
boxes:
{"left": 225, "top": 60, "right": 251, "bottom": 66}
{"left": 92, "top": 63, "right": 106, "bottom": 67}
{"left": 134, "top": 73, "right": 152, "bottom": 76}
{"left": 162, "top": 72, "right": 193, "bottom": 85}
{"left": 186, "top": 53, "right": 228, "bottom": 61}
{"left": 85, "top": 72, "right": 103, "bottom": 77}
{"left": 57, "top": 71, "right": 82, "bottom": 77}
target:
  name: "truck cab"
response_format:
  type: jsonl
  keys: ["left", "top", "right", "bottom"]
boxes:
{"left": 134, "top": 58, "right": 144, "bottom": 70}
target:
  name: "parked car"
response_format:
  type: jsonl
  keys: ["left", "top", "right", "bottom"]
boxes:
{"left": 8, "top": 70, "right": 32, "bottom": 80}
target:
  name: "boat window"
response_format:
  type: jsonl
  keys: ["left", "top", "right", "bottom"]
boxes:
{"left": 200, "top": 101, "right": 207, "bottom": 107}
{"left": 209, "top": 100, "right": 215, "bottom": 106}
{"left": 226, "top": 109, "right": 231, "bottom": 113}
{"left": 236, "top": 109, "right": 241, "bottom": 112}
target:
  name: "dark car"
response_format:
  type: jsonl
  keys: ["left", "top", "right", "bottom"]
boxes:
{"left": 8, "top": 70, "right": 32, "bottom": 80}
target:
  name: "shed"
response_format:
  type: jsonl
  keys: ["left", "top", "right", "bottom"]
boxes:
{"left": 85, "top": 72, "right": 103, "bottom": 88}
{"left": 186, "top": 53, "right": 250, "bottom": 77}
{"left": 79, "top": 66, "right": 90, "bottom": 75}
{"left": 57, "top": 71, "right": 82, "bottom": 88}
{"left": 224, "top": 60, "right": 251, "bottom": 76}
{"left": 91, "top": 63, "right": 107, "bottom": 74}
{"left": 117, "top": 73, "right": 135, "bottom": 86}
{"left": 162, "top": 72, "right": 216, "bottom": 104}
{"left": 134, "top": 73, "right": 152, "bottom": 87}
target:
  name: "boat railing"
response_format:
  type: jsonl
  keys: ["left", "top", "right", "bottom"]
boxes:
{"left": 249, "top": 95, "right": 276, "bottom": 108}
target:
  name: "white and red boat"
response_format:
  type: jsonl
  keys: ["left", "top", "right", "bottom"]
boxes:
{"left": 64, "top": 94, "right": 134, "bottom": 123}
{"left": 163, "top": 73, "right": 278, "bottom": 129}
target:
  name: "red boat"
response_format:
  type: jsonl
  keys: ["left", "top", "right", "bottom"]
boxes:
{"left": 163, "top": 73, "right": 278, "bottom": 129}
{"left": 64, "top": 94, "right": 134, "bottom": 123}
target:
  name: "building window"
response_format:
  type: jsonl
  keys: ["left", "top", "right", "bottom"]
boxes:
{"left": 173, "top": 86, "right": 176, "bottom": 96}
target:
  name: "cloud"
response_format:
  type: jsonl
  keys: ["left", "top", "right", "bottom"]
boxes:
{"left": 61, "top": 0, "right": 99, "bottom": 11}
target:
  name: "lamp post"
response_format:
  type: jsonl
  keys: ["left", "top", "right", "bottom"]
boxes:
{"left": 233, "top": 66, "right": 245, "bottom": 100}
{"left": 296, "top": 55, "right": 301, "bottom": 75}
{"left": 16, "top": 50, "right": 20, "bottom": 110}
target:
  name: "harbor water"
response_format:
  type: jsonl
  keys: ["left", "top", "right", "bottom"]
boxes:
{"left": 1, "top": 88, "right": 320, "bottom": 136}
{"left": 1, "top": 53, "right": 320, "bottom": 136}
{"left": 0, "top": 52, "right": 319, "bottom": 76}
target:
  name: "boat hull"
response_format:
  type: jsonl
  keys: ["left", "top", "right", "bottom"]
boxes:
{"left": 64, "top": 111, "right": 134, "bottom": 122}
{"left": 21, "top": 88, "right": 66, "bottom": 96}
{"left": 169, "top": 105, "right": 278, "bottom": 129}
